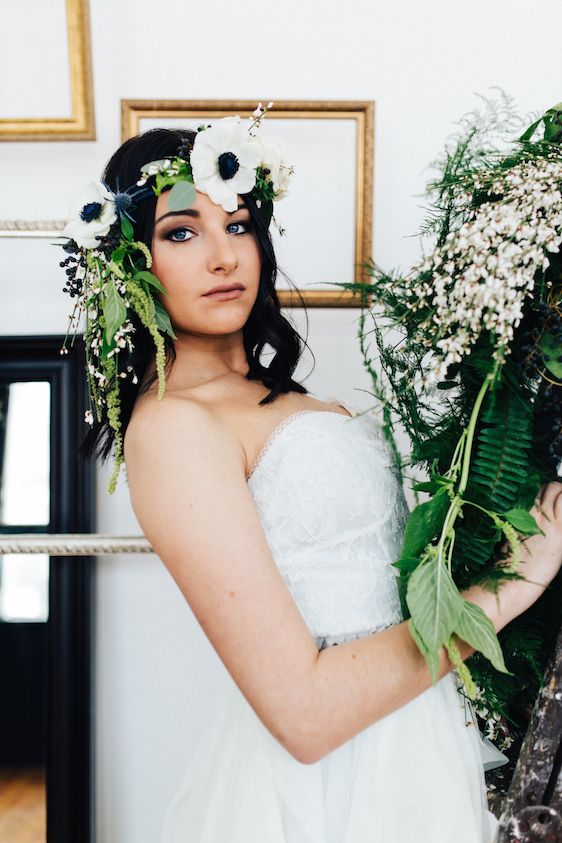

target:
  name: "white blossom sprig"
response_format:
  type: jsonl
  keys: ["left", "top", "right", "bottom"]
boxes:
{"left": 406, "top": 153, "right": 562, "bottom": 386}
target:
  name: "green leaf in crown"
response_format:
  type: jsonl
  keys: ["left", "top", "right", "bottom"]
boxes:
{"left": 102, "top": 279, "right": 127, "bottom": 348}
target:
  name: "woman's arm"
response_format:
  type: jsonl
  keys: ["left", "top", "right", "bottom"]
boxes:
{"left": 125, "top": 398, "right": 323, "bottom": 755}
{"left": 302, "top": 484, "right": 562, "bottom": 764}
{"left": 300, "top": 583, "right": 516, "bottom": 763}
{"left": 124, "top": 401, "right": 562, "bottom": 765}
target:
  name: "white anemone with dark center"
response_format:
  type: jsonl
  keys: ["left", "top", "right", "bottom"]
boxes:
{"left": 189, "top": 115, "right": 263, "bottom": 212}
{"left": 63, "top": 181, "right": 118, "bottom": 249}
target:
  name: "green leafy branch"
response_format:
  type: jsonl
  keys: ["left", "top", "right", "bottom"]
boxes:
{"left": 82, "top": 219, "right": 177, "bottom": 493}
{"left": 393, "top": 365, "right": 543, "bottom": 697}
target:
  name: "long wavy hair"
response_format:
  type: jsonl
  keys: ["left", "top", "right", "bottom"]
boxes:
{"left": 79, "top": 127, "right": 315, "bottom": 464}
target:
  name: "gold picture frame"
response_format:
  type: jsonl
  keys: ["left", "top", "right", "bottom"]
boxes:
{"left": 121, "top": 99, "right": 375, "bottom": 308}
{"left": 0, "top": 0, "right": 95, "bottom": 141}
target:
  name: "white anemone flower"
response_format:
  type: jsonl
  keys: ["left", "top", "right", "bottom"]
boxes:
{"left": 63, "top": 181, "right": 117, "bottom": 249}
{"left": 189, "top": 116, "right": 262, "bottom": 212}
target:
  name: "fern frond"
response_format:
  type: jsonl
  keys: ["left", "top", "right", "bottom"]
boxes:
{"left": 467, "top": 387, "right": 533, "bottom": 513}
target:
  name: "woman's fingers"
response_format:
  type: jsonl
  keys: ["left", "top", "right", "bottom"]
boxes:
{"left": 535, "top": 483, "right": 548, "bottom": 508}
{"left": 535, "top": 482, "right": 554, "bottom": 509}
{"left": 553, "top": 485, "right": 562, "bottom": 523}
{"left": 531, "top": 482, "right": 562, "bottom": 531}
{"left": 542, "top": 481, "right": 562, "bottom": 517}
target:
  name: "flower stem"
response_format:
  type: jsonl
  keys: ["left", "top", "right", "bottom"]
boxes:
{"left": 446, "top": 429, "right": 467, "bottom": 482}
{"left": 458, "top": 371, "right": 495, "bottom": 495}
{"left": 436, "top": 367, "right": 497, "bottom": 568}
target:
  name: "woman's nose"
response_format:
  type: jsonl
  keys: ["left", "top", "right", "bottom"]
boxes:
{"left": 207, "top": 230, "right": 238, "bottom": 272}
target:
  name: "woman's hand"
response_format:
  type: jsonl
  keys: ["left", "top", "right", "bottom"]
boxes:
{"left": 461, "top": 480, "right": 562, "bottom": 632}
{"left": 516, "top": 480, "right": 562, "bottom": 592}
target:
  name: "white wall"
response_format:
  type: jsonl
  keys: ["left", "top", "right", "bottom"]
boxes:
{"left": 1, "top": 0, "right": 561, "bottom": 840}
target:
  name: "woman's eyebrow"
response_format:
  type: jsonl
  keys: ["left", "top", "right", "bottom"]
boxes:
{"left": 155, "top": 203, "right": 249, "bottom": 226}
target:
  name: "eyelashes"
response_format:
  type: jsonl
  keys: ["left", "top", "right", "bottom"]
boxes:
{"left": 164, "top": 220, "right": 254, "bottom": 243}
{"left": 164, "top": 227, "right": 191, "bottom": 243}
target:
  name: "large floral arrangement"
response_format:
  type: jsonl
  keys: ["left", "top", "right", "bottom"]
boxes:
{"left": 58, "top": 103, "right": 294, "bottom": 493}
{"left": 337, "top": 92, "right": 562, "bottom": 762}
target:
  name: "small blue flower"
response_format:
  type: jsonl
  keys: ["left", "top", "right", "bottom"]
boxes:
{"left": 114, "top": 192, "right": 133, "bottom": 216}
{"left": 114, "top": 181, "right": 154, "bottom": 222}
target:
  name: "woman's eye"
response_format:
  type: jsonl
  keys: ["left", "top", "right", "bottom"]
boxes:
{"left": 227, "top": 220, "right": 253, "bottom": 234}
{"left": 166, "top": 227, "right": 192, "bottom": 242}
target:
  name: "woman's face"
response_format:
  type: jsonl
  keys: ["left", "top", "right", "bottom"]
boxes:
{"left": 150, "top": 188, "right": 262, "bottom": 336}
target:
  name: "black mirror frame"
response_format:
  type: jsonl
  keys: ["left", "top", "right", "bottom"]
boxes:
{"left": 0, "top": 334, "right": 96, "bottom": 843}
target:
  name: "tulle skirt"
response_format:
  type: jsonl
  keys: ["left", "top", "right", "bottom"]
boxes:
{"left": 161, "top": 662, "right": 500, "bottom": 843}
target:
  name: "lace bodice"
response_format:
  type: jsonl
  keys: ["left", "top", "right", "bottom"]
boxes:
{"left": 247, "top": 401, "right": 410, "bottom": 650}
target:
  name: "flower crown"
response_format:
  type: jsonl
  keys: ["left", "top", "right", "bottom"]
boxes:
{"left": 59, "top": 102, "right": 294, "bottom": 494}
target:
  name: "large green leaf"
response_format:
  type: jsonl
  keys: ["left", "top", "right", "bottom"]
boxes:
{"left": 120, "top": 215, "right": 134, "bottom": 240}
{"left": 133, "top": 270, "right": 167, "bottom": 295}
{"left": 400, "top": 490, "right": 450, "bottom": 559}
{"left": 503, "top": 508, "right": 541, "bottom": 536}
{"left": 102, "top": 279, "right": 127, "bottom": 346}
{"left": 154, "top": 300, "right": 177, "bottom": 340}
{"left": 167, "top": 180, "right": 196, "bottom": 212}
{"left": 455, "top": 600, "right": 513, "bottom": 675}
{"left": 408, "top": 618, "right": 441, "bottom": 684}
{"left": 406, "top": 551, "right": 465, "bottom": 658}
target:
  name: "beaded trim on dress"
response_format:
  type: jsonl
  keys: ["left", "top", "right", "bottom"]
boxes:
{"left": 315, "top": 619, "right": 400, "bottom": 650}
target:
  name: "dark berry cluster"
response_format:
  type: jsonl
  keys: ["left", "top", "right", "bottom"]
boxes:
{"left": 60, "top": 242, "right": 86, "bottom": 298}
{"left": 534, "top": 380, "right": 562, "bottom": 467}
{"left": 177, "top": 139, "right": 194, "bottom": 161}
{"left": 98, "top": 223, "right": 122, "bottom": 259}
{"left": 509, "top": 300, "right": 562, "bottom": 472}
{"left": 512, "top": 300, "right": 562, "bottom": 380}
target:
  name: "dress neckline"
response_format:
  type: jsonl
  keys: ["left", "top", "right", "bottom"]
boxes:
{"left": 246, "top": 404, "right": 359, "bottom": 482}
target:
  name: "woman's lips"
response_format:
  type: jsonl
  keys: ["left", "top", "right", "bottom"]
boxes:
{"left": 203, "top": 288, "right": 244, "bottom": 301}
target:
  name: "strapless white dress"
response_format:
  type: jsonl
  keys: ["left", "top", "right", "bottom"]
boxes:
{"left": 161, "top": 399, "right": 503, "bottom": 842}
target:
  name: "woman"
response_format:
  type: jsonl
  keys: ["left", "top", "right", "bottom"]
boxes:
{"left": 68, "top": 119, "right": 562, "bottom": 842}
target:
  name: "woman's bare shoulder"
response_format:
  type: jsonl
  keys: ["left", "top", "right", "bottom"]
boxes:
{"left": 124, "top": 374, "right": 266, "bottom": 473}
{"left": 124, "top": 390, "right": 244, "bottom": 470}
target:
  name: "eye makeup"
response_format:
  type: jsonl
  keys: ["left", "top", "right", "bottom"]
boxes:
{"left": 161, "top": 218, "right": 254, "bottom": 243}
